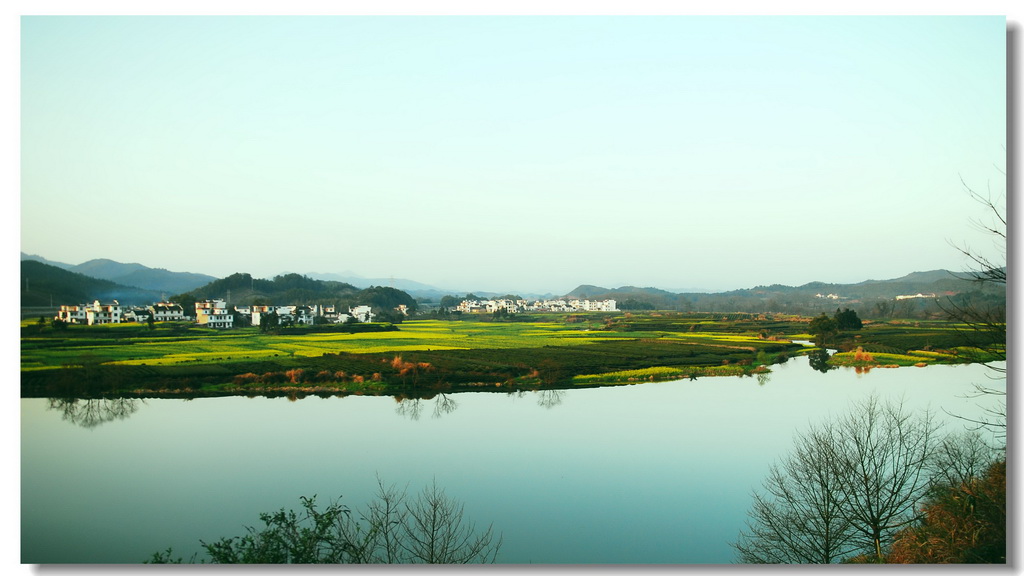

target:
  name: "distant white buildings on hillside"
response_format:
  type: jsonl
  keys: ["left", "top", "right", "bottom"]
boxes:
{"left": 454, "top": 298, "right": 617, "bottom": 314}
{"left": 895, "top": 293, "right": 937, "bottom": 300}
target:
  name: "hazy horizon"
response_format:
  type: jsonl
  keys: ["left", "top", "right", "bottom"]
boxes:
{"left": 20, "top": 248, "right": 981, "bottom": 297}
{"left": 20, "top": 15, "right": 1007, "bottom": 294}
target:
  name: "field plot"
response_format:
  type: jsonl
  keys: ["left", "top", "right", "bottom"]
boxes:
{"left": 20, "top": 313, "right": 1001, "bottom": 398}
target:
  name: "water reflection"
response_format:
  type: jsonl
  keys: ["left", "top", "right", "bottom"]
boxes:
{"left": 807, "top": 348, "right": 834, "bottom": 373}
{"left": 47, "top": 397, "right": 143, "bottom": 429}
{"left": 536, "top": 389, "right": 564, "bottom": 409}
{"left": 394, "top": 393, "right": 458, "bottom": 420}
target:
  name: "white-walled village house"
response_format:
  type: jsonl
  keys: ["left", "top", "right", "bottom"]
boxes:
{"left": 56, "top": 300, "right": 122, "bottom": 325}
{"left": 195, "top": 299, "right": 234, "bottom": 329}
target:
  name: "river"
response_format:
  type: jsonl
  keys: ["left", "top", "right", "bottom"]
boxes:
{"left": 21, "top": 357, "right": 1005, "bottom": 564}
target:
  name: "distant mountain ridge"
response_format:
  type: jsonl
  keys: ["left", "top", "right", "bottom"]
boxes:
{"left": 294, "top": 271, "right": 452, "bottom": 300}
{"left": 21, "top": 253, "right": 216, "bottom": 295}
{"left": 562, "top": 269, "right": 1002, "bottom": 314}
{"left": 20, "top": 253, "right": 1003, "bottom": 317}
{"left": 20, "top": 260, "right": 164, "bottom": 307}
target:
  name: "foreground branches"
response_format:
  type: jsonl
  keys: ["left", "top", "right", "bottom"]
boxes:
{"left": 733, "top": 395, "right": 1002, "bottom": 564}
{"left": 149, "top": 479, "right": 501, "bottom": 564}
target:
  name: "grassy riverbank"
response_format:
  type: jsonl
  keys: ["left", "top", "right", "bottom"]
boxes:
{"left": 20, "top": 312, "right": 1003, "bottom": 398}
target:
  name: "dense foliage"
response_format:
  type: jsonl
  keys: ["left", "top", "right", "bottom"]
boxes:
{"left": 20, "top": 260, "right": 162, "bottom": 306}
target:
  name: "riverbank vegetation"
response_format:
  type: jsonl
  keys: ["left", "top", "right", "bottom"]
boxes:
{"left": 20, "top": 311, "right": 1004, "bottom": 399}
{"left": 148, "top": 478, "right": 501, "bottom": 564}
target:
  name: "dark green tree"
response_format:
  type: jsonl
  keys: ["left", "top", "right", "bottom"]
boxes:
{"left": 808, "top": 314, "right": 838, "bottom": 345}
{"left": 834, "top": 308, "right": 862, "bottom": 331}
{"left": 172, "top": 292, "right": 198, "bottom": 319}
{"left": 259, "top": 310, "right": 279, "bottom": 333}
{"left": 439, "top": 295, "right": 461, "bottom": 310}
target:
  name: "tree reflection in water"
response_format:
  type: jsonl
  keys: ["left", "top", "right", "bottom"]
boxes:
{"left": 807, "top": 349, "right": 835, "bottom": 374}
{"left": 47, "top": 397, "right": 142, "bottom": 429}
{"left": 536, "top": 390, "right": 564, "bottom": 409}
{"left": 394, "top": 393, "right": 458, "bottom": 421}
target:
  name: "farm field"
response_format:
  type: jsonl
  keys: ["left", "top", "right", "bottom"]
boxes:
{"left": 19, "top": 313, "right": 1003, "bottom": 399}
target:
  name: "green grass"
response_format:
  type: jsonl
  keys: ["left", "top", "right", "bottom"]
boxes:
{"left": 20, "top": 313, "right": 1002, "bottom": 398}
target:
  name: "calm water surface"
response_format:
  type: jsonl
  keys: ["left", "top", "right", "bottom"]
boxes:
{"left": 21, "top": 358, "right": 1005, "bottom": 564}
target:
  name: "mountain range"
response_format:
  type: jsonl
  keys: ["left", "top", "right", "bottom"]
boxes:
{"left": 19, "top": 253, "right": 1004, "bottom": 316}
{"left": 21, "top": 253, "right": 217, "bottom": 295}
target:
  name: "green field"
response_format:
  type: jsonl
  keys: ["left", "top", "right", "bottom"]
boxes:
{"left": 20, "top": 313, "right": 1003, "bottom": 398}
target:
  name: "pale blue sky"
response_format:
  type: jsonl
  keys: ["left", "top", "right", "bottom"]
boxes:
{"left": 20, "top": 15, "right": 1007, "bottom": 293}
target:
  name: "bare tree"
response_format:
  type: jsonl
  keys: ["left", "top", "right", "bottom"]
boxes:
{"left": 152, "top": 478, "right": 501, "bottom": 564}
{"left": 399, "top": 480, "right": 502, "bottom": 563}
{"left": 734, "top": 395, "right": 939, "bottom": 563}
{"left": 940, "top": 175, "right": 1007, "bottom": 440}
{"left": 927, "top": 429, "right": 1000, "bottom": 491}
{"left": 830, "top": 395, "right": 939, "bottom": 561}
{"left": 733, "top": 425, "right": 857, "bottom": 563}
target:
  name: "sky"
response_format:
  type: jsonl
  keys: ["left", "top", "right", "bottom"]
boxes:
{"left": 17, "top": 7, "right": 1010, "bottom": 294}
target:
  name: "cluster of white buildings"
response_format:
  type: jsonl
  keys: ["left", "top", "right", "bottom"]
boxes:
{"left": 55, "top": 300, "right": 134, "bottom": 325}
{"left": 895, "top": 293, "right": 937, "bottom": 301}
{"left": 55, "top": 299, "right": 380, "bottom": 328}
{"left": 453, "top": 298, "right": 617, "bottom": 314}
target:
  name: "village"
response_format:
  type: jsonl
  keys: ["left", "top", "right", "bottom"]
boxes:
{"left": 52, "top": 297, "right": 618, "bottom": 328}
{"left": 453, "top": 298, "right": 617, "bottom": 314}
{"left": 54, "top": 299, "right": 383, "bottom": 329}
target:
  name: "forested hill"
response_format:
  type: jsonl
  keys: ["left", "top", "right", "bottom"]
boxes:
{"left": 564, "top": 270, "right": 1005, "bottom": 317}
{"left": 175, "top": 273, "right": 418, "bottom": 315}
{"left": 20, "top": 260, "right": 163, "bottom": 306}
{"left": 20, "top": 263, "right": 419, "bottom": 315}
{"left": 20, "top": 253, "right": 216, "bottom": 294}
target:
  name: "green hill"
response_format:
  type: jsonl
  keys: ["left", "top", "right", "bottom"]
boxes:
{"left": 174, "top": 273, "right": 418, "bottom": 316}
{"left": 20, "top": 261, "right": 163, "bottom": 307}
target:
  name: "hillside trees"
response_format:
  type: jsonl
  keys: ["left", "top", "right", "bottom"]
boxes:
{"left": 354, "top": 286, "right": 417, "bottom": 314}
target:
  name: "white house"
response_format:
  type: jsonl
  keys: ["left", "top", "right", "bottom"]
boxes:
{"left": 56, "top": 304, "right": 87, "bottom": 324}
{"left": 123, "top": 307, "right": 152, "bottom": 323}
{"left": 150, "top": 302, "right": 185, "bottom": 322}
{"left": 86, "top": 302, "right": 121, "bottom": 325}
{"left": 195, "top": 299, "right": 233, "bottom": 328}
{"left": 86, "top": 300, "right": 122, "bottom": 325}
{"left": 349, "top": 305, "right": 375, "bottom": 323}
{"left": 56, "top": 300, "right": 121, "bottom": 325}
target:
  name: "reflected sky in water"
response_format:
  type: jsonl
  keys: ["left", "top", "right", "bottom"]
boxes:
{"left": 22, "top": 360, "right": 1005, "bottom": 564}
